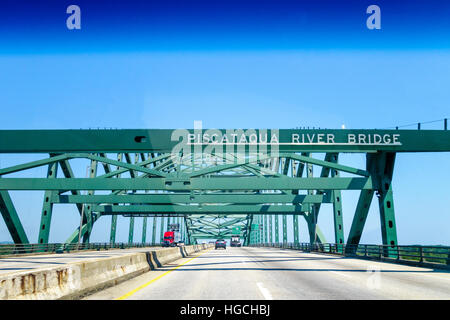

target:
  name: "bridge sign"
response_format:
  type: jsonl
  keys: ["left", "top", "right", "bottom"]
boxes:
{"left": 231, "top": 226, "right": 241, "bottom": 235}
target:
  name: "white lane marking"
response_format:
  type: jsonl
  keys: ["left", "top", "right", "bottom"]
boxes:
{"left": 330, "top": 271, "right": 351, "bottom": 278}
{"left": 414, "top": 273, "right": 450, "bottom": 282}
{"left": 257, "top": 282, "right": 273, "bottom": 300}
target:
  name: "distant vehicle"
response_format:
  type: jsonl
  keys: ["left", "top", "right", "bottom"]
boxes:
{"left": 215, "top": 239, "right": 226, "bottom": 250}
{"left": 162, "top": 231, "right": 182, "bottom": 247}
{"left": 230, "top": 236, "right": 241, "bottom": 247}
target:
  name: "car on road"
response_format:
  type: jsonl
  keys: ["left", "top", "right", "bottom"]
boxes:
{"left": 230, "top": 235, "right": 241, "bottom": 247}
{"left": 215, "top": 239, "right": 226, "bottom": 250}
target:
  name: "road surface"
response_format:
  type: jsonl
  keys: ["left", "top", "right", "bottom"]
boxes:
{"left": 85, "top": 246, "right": 450, "bottom": 300}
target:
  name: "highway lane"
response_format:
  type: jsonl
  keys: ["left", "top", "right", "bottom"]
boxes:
{"left": 85, "top": 247, "right": 450, "bottom": 300}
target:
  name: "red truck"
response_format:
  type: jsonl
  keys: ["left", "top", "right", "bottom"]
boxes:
{"left": 162, "top": 231, "right": 182, "bottom": 247}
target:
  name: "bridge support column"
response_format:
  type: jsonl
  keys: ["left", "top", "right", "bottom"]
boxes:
{"left": 293, "top": 214, "right": 299, "bottom": 246}
{"left": 275, "top": 215, "right": 279, "bottom": 244}
{"left": 374, "top": 152, "right": 398, "bottom": 258}
{"left": 160, "top": 217, "right": 165, "bottom": 243}
{"left": 282, "top": 214, "right": 287, "bottom": 245}
{"left": 269, "top": 214, "right": 273, "bottom": 244}
{"left": 109, "top": 154, "right": 122, "bottom": 247}
{"left": 38, "top": 161, "right": 58, "bottom": 245}
{"left": 0, "top": 189, "right": 29, "bottom": 244}
{"left": 128, "top": 216, "right": 134, "bottom": 244}
{"left": 332, "top": 190, "right": 344, "bottom": 252}
{"left": 110, "top": 215, "right": 117, "bottom": 246}
{"left": 264, "top": 214, "right": 268, "bottom": 244}
{"left": 306, "top": 210, "right": 317, "bottom": 247}
{"left": 142, "top": 217, "right": 147, "bottom": 244}
{"left": 152, "top": 216, "right": 157, "bottom": 244}
{"left": 332, "top": 187, "right": 344, "bottom": 249}
{"left": 257, "top": 215, "right": 261, "bottom": 245}
{"left": 305, "top": 163, "right": 317, "bottom": 247}
{"left": 257, "top": 215, "right": 260, "bottom": 245}
{"left": 82, "top": 158, "right": 98, "bottom": 243}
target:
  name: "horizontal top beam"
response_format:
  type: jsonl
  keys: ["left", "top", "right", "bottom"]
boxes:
{"left": 0, "top": 177, "right": 373, "bottom": 191}
{"left": 0, "top": 129, "right": 449, "bottom": 153}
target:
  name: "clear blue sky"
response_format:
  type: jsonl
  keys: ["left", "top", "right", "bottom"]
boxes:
{"left": 0, "top": 0, "right": 449, "bottom": 245}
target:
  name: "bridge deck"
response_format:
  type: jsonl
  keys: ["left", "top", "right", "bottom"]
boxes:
{"left": 86, "top": 247, "right": 450, "bottom": 300}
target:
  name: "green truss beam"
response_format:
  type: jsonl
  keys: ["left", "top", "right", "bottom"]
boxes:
{"left": 1, "top": 129, "right": 450, "bottom": 153}
{"left": 0, "top": 177, "right": 374, "bottom": 191}
{"left": 0, "top": 189, "right": 29, "bottom": 244}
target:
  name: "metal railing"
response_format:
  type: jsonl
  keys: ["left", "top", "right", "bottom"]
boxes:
{"left": 251, "top": 242, "right": 450, "bottom": 267}
{"left": 0, "top": 242, "right": 162, "bottom": 256}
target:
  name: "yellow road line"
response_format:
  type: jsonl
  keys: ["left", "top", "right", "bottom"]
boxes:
{"left": 116, "top": 248, "right": 212, "bottom": 300}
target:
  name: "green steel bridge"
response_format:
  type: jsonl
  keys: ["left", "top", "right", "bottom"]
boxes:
{"left": 0, "top": 127, "right": 449, "bottom": 257}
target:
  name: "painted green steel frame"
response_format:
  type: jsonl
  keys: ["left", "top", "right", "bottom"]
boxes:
{"left": 0, "top": 189, "right": 29, "bottom": 244}
{"left": 38, "top": 161, "right": 58, "bottom": 244}
{"left": 1, "top": 129, "right": 450, "bottom": 153}
{"left": 142, "top": 217, "right": 147, "bottom": 243}
{"left": 0, "top": 128, "right": 447, "bottom": 248}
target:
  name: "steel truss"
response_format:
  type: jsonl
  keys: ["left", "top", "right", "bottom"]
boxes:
{"left": 0, "top": 129, "right": 449, "bottom": 256}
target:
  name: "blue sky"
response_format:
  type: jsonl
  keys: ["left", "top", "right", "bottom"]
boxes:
{"left": 0, "top": 1, "right": 449, "bottom": 245}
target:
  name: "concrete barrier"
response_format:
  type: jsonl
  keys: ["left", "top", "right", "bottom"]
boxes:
{"left": 0, "top": 243, "right": 212, "bottom": 300}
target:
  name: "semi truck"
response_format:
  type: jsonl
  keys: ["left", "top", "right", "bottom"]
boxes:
{"left": 230, "top": 235, "right": 241, "bottom": 247}
{"left": 162, "top": 231, "right": 182, "bottom": 247}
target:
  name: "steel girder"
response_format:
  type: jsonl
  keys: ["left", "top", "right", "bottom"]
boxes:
{"left": 1, "top": 129, "right": 450, "bottom": 153}
{"left": 0, "top": 188, "right": 29, "bottom": 244}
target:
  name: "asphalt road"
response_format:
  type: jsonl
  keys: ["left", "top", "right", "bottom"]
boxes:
{"left": 85, "top": 246, "right": 450, "bottom": 300}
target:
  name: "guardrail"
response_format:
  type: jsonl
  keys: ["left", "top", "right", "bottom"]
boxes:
{"left": 251, "top": 242, "right": 450, "bottom": 267}
{"left": 0, "top": 242, "right": 163, "bottom": 256}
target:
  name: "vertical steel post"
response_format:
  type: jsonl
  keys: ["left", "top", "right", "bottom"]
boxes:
{"left": 110, "top": 153, "right": 122, "bottom": 246}
{"left": 110, "top": 215, "right": 117, "bottom": 246}
{"left": 160, "top": 217, "right": 165, "bottom": 243}
{"left": 331, "top": 154, "right": 345, "bottom": 248}
{"left": 142, "top": 217, "right": 147, "bottom": 244}
{"left": 128, "top": 216, "right": 135, "bottom": 244}
{"left": 264, "top": 214, "right": 268, "bottom": 244}
{"left": 269, "top": 214, "right": 273, "bottom": 244}
{"left": 261, "top": 215, "right": 264, "bottom": 245}
{"left": 332, "top": 188, "right": 344, "bottom": 245}
{"left": 256, "top": 215, "right": 260, "bottom": 245}
{"left": 38, "top": 161, "right": 58, "bottom": 244}
{"left": 282, "top": 214, "right": 287, "bottom": 244}
{"left": 293, "top": 214, "right": 299, "bottom": 245}
{"left": 180, "top": 216, "right": 183, "bottom": 241}
{"left": 375, "top": 152, "right": 398, "bottom": 258}
{"left": 275, "top": 215, "right": 279, "bottom": 244}
{"left": 306, "top": 163, "right": 317, "bottom": 245}
{"left": 82, "top": 157, "right": 98, "bottom": 243}
{"left": 152, "top": 216, "right": 157, "bottom": 245}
